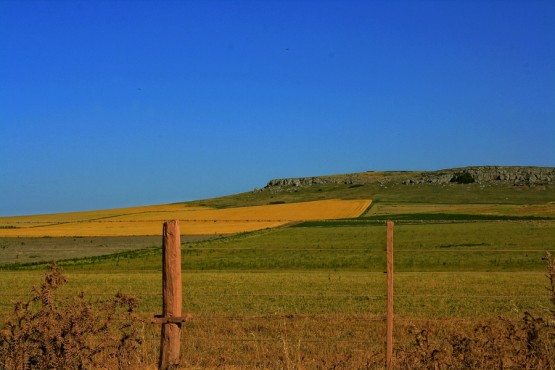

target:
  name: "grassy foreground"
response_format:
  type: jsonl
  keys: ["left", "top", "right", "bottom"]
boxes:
{"left": 1, "top": 221, "right": 554, "bottom": 367}
{"left": 1, "top": 259, "right": 552, "bottom": 367}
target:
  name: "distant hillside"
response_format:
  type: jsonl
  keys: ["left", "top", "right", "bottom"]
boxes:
{"left": 185, "top": 166, "right": 555, "bottom": 210}
{"left": 265, "top": 166, "right": 555, "bottom": 188}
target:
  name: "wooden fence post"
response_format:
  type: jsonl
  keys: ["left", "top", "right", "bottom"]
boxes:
{"left": 386, "top": 221, "right": 394, "bottom": 370}
{"left": 158, "top": 220, "right": 183, "bottom": 370}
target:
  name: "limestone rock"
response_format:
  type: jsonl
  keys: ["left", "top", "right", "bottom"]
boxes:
{"left": 265, "top": 166, "right": 555, "bottom": 189}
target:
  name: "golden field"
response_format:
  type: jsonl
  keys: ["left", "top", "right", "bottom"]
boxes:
{"left": 0, "top": 199, "right": 371, "bottom": 237}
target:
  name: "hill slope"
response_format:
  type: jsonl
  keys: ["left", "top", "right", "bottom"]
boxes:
{"left": 1, "top": 166, "right": 554, "bottom": 265}
{"left": 1, "top": 166, "right": 554, "bottom": 236}
{"left": 186, "top": 166, "right": 555, "bottom": 211}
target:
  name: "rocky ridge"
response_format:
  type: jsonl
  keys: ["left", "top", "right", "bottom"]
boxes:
{"left": 265, "top": 166, "right": 555, "bottom": 189}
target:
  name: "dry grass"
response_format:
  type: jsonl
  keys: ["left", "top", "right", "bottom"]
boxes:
{"left": 0, "top": 199, "right": 371, "bottom": 237}
{"left": 1, "top": 254, "right": 554, "bottom": 369}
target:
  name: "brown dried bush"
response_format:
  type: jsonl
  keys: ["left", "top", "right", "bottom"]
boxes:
{"left": 0, "top": 262, "right": 145, "bottom": 369}
{"left": 396, "top": 251, "right": 555, "bottom": 369}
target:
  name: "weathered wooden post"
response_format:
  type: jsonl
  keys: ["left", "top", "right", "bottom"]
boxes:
{"left": 154, "top": 220, "right": 187, "bottom": 370}
{"left": 386, "top": 221, "right": 394, "bottom": 370}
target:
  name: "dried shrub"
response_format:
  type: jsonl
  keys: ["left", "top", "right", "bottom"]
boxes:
{"left": 396, "top": 251, "right": 555, "bottom": 369}
{"left": 0, "top": 262, "right": 145, "bottom": 369}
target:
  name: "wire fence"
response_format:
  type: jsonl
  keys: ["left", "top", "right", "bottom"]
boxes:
{"left": 1, "top": 218, "right": 554, "bottom": 368}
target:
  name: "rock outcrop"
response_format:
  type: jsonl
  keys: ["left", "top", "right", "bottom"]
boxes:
{"left": 266, "top": 173, "right": 365, "bottom": 187}
{"left": 403, "top": 166, "right": 555, "bottom": 186}
{"left": 265, "top": 166, "right": 555, "bottom": 189}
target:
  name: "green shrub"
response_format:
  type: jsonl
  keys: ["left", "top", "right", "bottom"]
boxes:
{"left": 450, "top": 171, "right": 475, "bottom": 184}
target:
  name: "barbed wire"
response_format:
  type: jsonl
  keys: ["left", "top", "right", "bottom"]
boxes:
{"left": 2, "top": 219, "right": 299, "bottom": 224}
{"left": 179, "top": 247, "right": 547, "bottom": 252}
{"left": 2, "top": 218, "right": 553, "bottom": 225}
{"left": 0, "top": 292, "right": 548, "bottom": 299}
{"left": 0, "top": 222, "right": 552, "bottom": 366}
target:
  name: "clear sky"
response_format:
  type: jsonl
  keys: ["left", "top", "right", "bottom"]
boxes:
{"left": 1, "top": 0, "right": 554, "bottom": 216}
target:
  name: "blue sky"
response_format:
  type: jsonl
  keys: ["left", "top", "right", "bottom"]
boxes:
{"left": 1, "top": 0, "right": 554, "bottom": 216}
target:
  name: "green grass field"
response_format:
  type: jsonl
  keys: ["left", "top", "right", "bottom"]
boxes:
{"left": 2, "top": 222, "right": 553, "bottom": 317}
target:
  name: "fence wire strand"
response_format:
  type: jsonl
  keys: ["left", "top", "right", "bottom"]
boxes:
{"left": 0, "top": 218, "right": 553, "bottom": 366}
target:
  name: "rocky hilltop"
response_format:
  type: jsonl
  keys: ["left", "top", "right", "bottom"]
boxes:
{"left": 265, "top": 166, "right": 555, "bottom": 188}
{"left": 403, "top": 166, "right": 555, "bottom": 185}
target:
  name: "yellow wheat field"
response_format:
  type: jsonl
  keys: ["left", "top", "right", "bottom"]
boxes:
{"left": 0, "top": 199, "right": 372, "bottom": 237}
